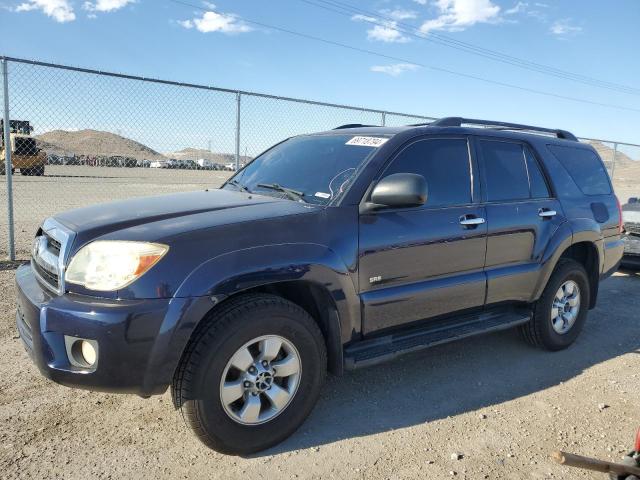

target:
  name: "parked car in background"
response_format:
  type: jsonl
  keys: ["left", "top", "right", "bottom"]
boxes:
{"left": 180, "top": 160, "right": 197, "bottom": 170}
{"left": 149, "top": 160, "right": 166, "bottom": 169}
{"left": 621, "top": 197, "right": 640, "bottom": 269}
{"left": 224, "top": 162, "right": 236, "bottom": 171}
{"left": 196, "top": 159, "right": 223, "bottom": 170}
{"left": 16, "top": 118, "right": 623, "bottom": 455}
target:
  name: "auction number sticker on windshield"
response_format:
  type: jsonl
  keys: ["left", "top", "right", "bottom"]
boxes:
{"left": 346, "top": 136, "right": 389, "bottom": 147}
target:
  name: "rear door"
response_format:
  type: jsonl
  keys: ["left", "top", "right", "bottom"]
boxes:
{"left": 476, "top": 138, "right": 564, "bottom": 304}
{"left": 358, "top": 136, "right": 487, "bottom": 335}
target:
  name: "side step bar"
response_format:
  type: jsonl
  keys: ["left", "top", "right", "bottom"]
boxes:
{"left": 344, "top": 309, "right": 532, "bottom": 370}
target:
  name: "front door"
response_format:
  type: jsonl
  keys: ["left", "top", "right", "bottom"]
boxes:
{"left": 358, "top": 137, "right": 487, "bottom": 335}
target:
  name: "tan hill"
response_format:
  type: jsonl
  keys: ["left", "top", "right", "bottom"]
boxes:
{"left": 36, "top": 129, "right": 166, "bottom": 160}
{"left": 167, "top": 147, "right": 252, "bottom": 164}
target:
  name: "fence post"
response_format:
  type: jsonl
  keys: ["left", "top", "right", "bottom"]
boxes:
{"left": 381, "top": 112, "right": 386, "bottom": 127}
{"left": 611, "top": 142, "right": 618, "bottom": 181}
{"left": 1, "top": 59, "right": 15, "bottom": 261}
{"left": 235, "top": 91, "right": 241, "bottom": 171}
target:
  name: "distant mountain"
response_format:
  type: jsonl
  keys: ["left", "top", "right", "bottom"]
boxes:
{"left": 36, "top": 129, "right": 166, "bottom": 161}
{"left": 167, "top": 147, "right": 252, "bottom": 164}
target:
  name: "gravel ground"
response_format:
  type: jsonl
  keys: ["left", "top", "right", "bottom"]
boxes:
{"left": 1, "top": 268, "right": 639, "bottom": 480}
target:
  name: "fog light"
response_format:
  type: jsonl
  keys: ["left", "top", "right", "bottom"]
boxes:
{"left": 64, "top": 335, "right": 99, "bottom": 369}
{"left": 80, "top": 340, "right": 97, "bottom": 366}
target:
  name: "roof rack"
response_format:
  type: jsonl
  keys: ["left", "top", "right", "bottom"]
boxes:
{"left": 333, "top": 124, "right": 377, "bottom": 130}
{"left": 430, "top": 117, "right": 578, "bottom": 142}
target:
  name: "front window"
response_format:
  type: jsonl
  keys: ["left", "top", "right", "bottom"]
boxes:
{"left": 224, "top": 134, "right": 388, "bottom": 205}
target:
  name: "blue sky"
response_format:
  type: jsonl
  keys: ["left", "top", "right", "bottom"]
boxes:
{"left": 1, "top": 0, "right": 639, "bottom": 149}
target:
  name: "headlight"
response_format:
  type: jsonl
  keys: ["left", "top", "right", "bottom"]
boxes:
{"left": 65, "top": 241, "right": 169, "bottom": 291}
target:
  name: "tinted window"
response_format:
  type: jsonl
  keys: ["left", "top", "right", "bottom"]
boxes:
{"left": 480, "top": 140, "right": 529, "bottom": 201}
{"left": 547, "top": 145, "right": 611, "bottom": 195}
{"left": 383, "top": 138, "right": 471, "bottom": 207}
{"left": 524, "top": 147, "right": 550, "bottom": 198}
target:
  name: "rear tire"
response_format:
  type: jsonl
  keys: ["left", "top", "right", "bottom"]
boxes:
{"left": 173, "top": 293, "right": 327, "bottom": 455}
{"left": 521, "top": 259, "right": 590, "bottom": 351}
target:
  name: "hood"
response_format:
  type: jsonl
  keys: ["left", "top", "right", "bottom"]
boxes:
{"left": 54, "top": 189, "right": 318, "bottom": 243}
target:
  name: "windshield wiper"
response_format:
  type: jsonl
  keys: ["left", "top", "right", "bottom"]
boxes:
{"left": 226, "top": 179, "right": 251, "bottom": 193}
{"left": 257, "top": 183, "right": 306, "bottom": 202}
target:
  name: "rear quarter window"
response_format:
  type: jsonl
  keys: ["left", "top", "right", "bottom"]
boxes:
{"left": 547, "top": 144, "right": 611, "bottom": 195}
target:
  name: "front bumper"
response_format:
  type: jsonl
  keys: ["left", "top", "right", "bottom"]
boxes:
{"left": 15, "top": 265, "right": 211, "bottom": 396}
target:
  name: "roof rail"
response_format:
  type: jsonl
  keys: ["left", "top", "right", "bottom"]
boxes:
{"left": 333, "top": 124, "right": 377, "bottom": 130}
{"left": 431, "top": 117, "right": 578, "bottom": 142}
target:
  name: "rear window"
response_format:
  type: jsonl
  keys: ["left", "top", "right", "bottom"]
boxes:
{"left": 547, "top": 145, "right": 611, "bottom": 195}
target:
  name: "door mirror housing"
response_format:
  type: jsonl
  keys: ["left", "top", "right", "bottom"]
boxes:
{"left": 366, "top": 173, "right": 427, "bottom": 211}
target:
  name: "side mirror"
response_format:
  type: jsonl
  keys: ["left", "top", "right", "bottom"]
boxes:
{"left": 366, "top": 173, "right": 427, "bottom": 210}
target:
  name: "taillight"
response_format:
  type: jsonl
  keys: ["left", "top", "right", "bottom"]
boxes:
{"left": 616, "top": 196, "right": 624, "bottom": 234}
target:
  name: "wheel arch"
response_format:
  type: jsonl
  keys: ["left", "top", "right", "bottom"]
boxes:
{"left": 532, "top": 221, "right": 602, "bottom": 308}
{"left": 167, "top": 244, "right": 358, "bottom": 396}
{"left": 214, "top": 280, "right": 344, "bottom": 376}
{"left": 558, "top": 241, "right": 600, "bottom": 309}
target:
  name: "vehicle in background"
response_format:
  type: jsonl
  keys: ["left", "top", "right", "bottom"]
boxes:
{"left": 621, "top": 197, "right": 640, "bottom": 269}
{"left": 0, "top": 120, "right": 47, "bottom": 176}
{"left": 196, "top": 159, "right": 223, "bottom": 170}
{"left": 149, "top": 160, "right": 167, "bottom": 169}
{"left": 180, "top": 159, "right": 197, "bottom": 170}
{"left": 224, "top": 162, "right": 236, "bottom": 171}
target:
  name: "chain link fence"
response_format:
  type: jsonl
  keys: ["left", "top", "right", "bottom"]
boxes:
{"left": 1, "top": 56, "right": 639, "bottom": 260}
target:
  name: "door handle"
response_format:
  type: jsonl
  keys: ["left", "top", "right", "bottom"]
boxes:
{"left": 459, "top": 215, "right": 486, "bottom": 227}
{"left": 538, "top": 208, "right": 557, "bottom": 219}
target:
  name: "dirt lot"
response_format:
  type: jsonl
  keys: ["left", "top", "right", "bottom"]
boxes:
{"left": 1, "top": 267, "right": 639, "bottom": 480}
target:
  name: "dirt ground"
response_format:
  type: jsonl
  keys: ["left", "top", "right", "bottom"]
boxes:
{"left": 1, "top": 267, "right": 639, "bottom": 479}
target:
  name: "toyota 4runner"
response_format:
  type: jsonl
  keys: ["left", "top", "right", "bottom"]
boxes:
{"left": 16, "top": 117, "right": 624, "bottom": 454}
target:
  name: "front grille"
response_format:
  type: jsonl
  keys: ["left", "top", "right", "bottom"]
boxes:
{"left": 16, "top": 304, "right": 33, "bottom": 352}
{"left": 32, "top": 258, "right": 60, "bottom": 289}
{"left": 30, "top": 219, "right": 75, "bottom": 295}
{"left": 44, "top": 232, "right": 61, "bottom": 255}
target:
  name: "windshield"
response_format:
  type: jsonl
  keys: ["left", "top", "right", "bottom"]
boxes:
{"left": 224, "top": 134, "right": 387, "bottom": 205}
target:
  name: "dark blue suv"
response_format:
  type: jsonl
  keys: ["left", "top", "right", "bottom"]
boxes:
{"left": 16, "top": 117, "right": 623, "bottom": 454}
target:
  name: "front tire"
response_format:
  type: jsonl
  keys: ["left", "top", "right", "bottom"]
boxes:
{"left": 173, "top": 294, "right": 327, "bottom": 455}
{"left": 521, "top": 259, "right": 590, "bottom": 351}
